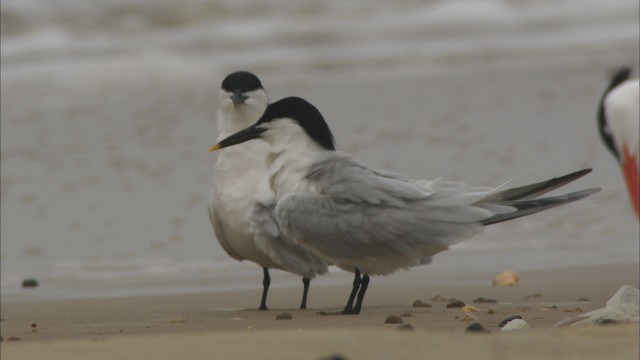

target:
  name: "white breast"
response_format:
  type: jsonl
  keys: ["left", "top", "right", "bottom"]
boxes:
{"left": 605, "top": 78, "right": 639, "bottom": 157}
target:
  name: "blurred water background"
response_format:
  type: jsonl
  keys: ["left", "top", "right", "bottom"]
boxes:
{"left": 1, "top": 0, "right": 638, "bottom": 301}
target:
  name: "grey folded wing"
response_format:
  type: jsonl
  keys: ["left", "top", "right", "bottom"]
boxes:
{"left": 275, "top": 153, "right": 492, "bottom": 274}
{"left": 250, "top": 199, "right": 329, "bottom": 278}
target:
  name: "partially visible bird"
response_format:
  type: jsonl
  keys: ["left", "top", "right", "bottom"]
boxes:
{"left": 210, "top": 96, "right": 600, "bottom": 314}
{"left": 598, "top": 67, "right": 639, "bottom": 218}
{"left": 209, "top": 72, "right": 328, "bottom": 310}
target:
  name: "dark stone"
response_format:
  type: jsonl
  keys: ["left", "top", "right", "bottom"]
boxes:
{"left": 22, "top": 278, "right": 39, "bottom": 288}
{"left": 7, "top": 337, "right": 22, "bottom": 341}
{"left": 275, "top": 312, "right": 292, "bottom": 320}
{"left": 384, "top": 315, "right": 403, "bottom": 324}
{"left": 473, "top": 297, "right": 497, "bottom": 303}
{"left": 446, "top": 300, "right": 466, "bottom": 308}
{"left": 524, "top": 292, "right": 543, "bottom": 300}
{"left": 465, "top": 322, "right": 489, "bottom": 333}
{"left": 412, "top": 300, "right": 431, "bottom": 308}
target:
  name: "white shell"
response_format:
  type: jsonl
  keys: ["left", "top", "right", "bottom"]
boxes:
{"left": 501, "top": 318, "right": 530, "bottom": 332}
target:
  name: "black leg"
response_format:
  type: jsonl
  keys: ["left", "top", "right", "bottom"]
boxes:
{"left": 300, "top": 277, "right": 311, "bottom": 309}
{"left": 352, "top": 274, "right": 370, "bottom": 314}
{"left": 259, "top": 267, "right": 270, "bottom": 310}
{"left": 342, "top": 269, "right": 362, "bottom": 314}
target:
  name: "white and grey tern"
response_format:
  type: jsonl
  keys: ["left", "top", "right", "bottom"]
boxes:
{"left": 209, "top": 74, "right": 328, "bottom": 310}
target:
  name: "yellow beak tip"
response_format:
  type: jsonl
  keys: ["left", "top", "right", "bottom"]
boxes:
{"left": 208, "top": 144, "right": 221, "bottom": 153}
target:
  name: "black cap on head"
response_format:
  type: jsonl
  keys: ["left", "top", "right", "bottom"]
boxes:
{"left": 221, "top": 71, "right": 263, "bottom": 93}
{"left": 258, "top": 97, "right": 336, "bottom": 150}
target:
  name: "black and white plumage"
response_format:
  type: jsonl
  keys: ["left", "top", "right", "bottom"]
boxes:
{"left": 211, "top": 96, "right": 599, "bottom": 314}
{"left": 209, "top": 74, "right": 327, "bottom": 310}
{"left": 597, "top": 67, "right": 639, "bottom": 218}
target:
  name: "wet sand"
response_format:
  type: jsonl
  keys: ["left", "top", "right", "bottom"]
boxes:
{"left": 2, "top": 263, "right": 638, "bottom": 359}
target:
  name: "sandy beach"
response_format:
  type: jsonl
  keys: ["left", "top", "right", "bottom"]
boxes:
{"left": 2, "top": 263, "right": 638, "bottom": 359}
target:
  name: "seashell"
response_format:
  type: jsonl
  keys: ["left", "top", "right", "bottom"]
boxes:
{"left": 499, "top": 315, "right": 523, "bottom": 327}
{"left": 492, "top": 271, "right": 519, "bottom": 287}
{"left": 397, "top": 324, "right": 415, "bottom": 332}
{"left": 501, "top": 318, "right": 530, "bottom": 332}
{"left": 460, "top": 314, "right": 477, "bottom": 322}
{"left": 461, "top": 305, "right": 480, "bottom": 313}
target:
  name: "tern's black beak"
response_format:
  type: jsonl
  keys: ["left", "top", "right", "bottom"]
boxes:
{"left": 230, "top": 90, "right": 249, "bottom": 112}
{"left": 209, "top": 125, "right": 267, "bottom": 152}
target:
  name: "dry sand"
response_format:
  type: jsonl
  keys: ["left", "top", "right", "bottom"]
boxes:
{"left": 2, "top": 263, "right": 638, "bottom": 359}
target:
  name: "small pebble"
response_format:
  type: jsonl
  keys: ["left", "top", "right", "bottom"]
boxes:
{"left": 493, "top": 271, "right": 519, "bottom": 287}
{"left": 563, "top": 308, "right": 583, "bottom": 313}
{"left": 501, "top": 318, "right": 530, "bottom": 332}
{"left": 7, "top": 337, "right": 22, "bottom": 341}
{"left": 499, "top": 315, "right": 523, "bottom": 328}
{"left": 461, "top": 305, "right": 480, "bottom": 313}
{"left": 446, "top": 300, "right": 465, "bottom": 308}
{"left": 524, "top": 292, "right": 543, "bottom": 300}
{"left": 275, "top": 312, "right": 293, "bottom": 320}
{"left": 430, "top": 295, "right": 448, "bottom": 302}
{"left": 577, "top": 297, "right": 590, "bottom": 302}
{"left": 399, "top": 312, "right": 412, "bottom": 317}
{"left": 320, "top": 354, "right": 349, "bottom": 360}
{"left": 247, "top": 325, "right": 255, "bottom": 331}
{"left": 412, "top": 300, "right": 431, "bottom": 308}
{"left": 487, "top": 308, "right": 496, "bottom": 315}
{"left": 473, "top": 297, "right": 497, "bottom": 303}
{"left": 22, "top": 278, "right": 39, "bottom": 288}
{"left": 384, "top": 315, "right": 403, "bottom": 324}
{"left": 397, "top": 324, "right": 415, "bottom": 332}
{"left": 465, "top": 322, "right": 489, "bottom": 334}
{"left": 31, "top": 323, "right": 37, "bottom": 332}
{"left": 164, "top": 315, "right": 186, "bottom": 324}
{"left": 460, "top": 314, "right": 477, "bottom": 322}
